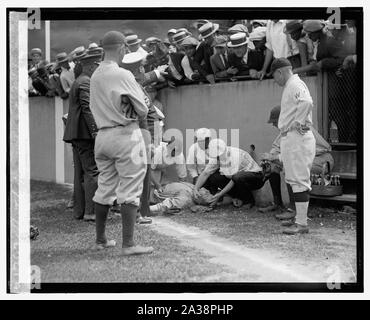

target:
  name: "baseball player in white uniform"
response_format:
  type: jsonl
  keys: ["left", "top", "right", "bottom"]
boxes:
{"left": 90, "top": 31, "right": 153, "bottom": 255}
{"left": 269, "top": 58, "right": 316, "bottom": 235}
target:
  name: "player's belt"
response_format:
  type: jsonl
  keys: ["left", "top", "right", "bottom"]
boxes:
{"left": 281, "top": 125, "right": 311, "bottom": 137}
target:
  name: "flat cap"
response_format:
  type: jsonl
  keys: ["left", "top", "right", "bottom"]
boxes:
{"left": 267, "top": 106, "right": 281, "bottom": 123}
{"left": 270, "top": 58, "right": 292, "bottom": 74}
{"left": 302, "top": 20, "right": 325, "bottom": 33}
{"left": 101, "top": 31, "right": 126, "bottom": 47}
{"left": 30, "top": 48, "right": 42, "bottom": 55}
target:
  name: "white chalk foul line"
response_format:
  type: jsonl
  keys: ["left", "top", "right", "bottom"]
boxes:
{"left": 151, "top": 218, "right": 317, "bottom": 283}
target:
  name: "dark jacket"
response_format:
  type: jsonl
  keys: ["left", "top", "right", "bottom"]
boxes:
{"left": 167, "top": 52, "right": 186, "bottom": 81}
{"left": 228, "top": 50, "right": 264, "bottom": 76}
{"left": 210, "top": 52, "right": 230, "bottom": 78}
{"left": 63, "top": 73, "right": 97, "bottom": 143}
{"left": 193, "top": 41, "right": 214, "bottom": 75}
{"left": 316, "top": 34, "right": 345, "bottom": 70}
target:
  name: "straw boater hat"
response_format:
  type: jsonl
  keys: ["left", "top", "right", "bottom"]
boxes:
{"left": 55, "top": 52, "right": 69, "bottom": 66}
{"left": 227, "top": 32, "right": 251, "bottom": 48}
{"left": 125, "top": 34, "right": 142, "bottom": 46}
{"left": 283, "top": 20, "right": 304, "bottom": 34}
{"left": 70, "top": 46, "right": 86, "bottom": 61}
{"left": 167, "top": 28, "right": 177, "bottom": 35}
{"left": 195, "top": 19, "right": 210, "bottom": 29}
{"left": 177, "top": 28, "right": 192, "bottom": 36}
{"left": 198, "top": 22, "right": 219, "bottom": 39}
{"left": 79, "top": 49, "right": 104, "bottom": 66}
{"left": 172, "top": 31, "right": 190, "bottom": 45}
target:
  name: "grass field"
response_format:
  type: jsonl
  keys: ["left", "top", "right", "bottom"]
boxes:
{"left": 31, "top": 180, "right": 358, "bottom": 284}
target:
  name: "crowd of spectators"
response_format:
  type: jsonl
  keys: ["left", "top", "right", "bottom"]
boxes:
{"left": 28, "top": 19, "right": 357, "bottom": 97}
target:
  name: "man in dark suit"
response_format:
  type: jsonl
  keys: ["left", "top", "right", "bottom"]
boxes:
{"left": 194, "top": 22, "right": 219, "bottom": 81}
{"left": 210, "top": 35, "right": 238, "bottom": 79}
{"left": 227, "top": 32, "right": 265, "bottom": 78}
{"left": 63, "top": 49, "right": 101, "bottom": 221}
{"left": 167, "top": 50, "right": 188, "bottom": 85}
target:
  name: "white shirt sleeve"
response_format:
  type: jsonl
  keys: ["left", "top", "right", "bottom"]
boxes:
{"left": 60, "top": 73, "right": 70, "bottom": 93}
{"left": 265, "top": 20, "right": 273, "bottom": 52}
{"left": 181, "top": 56, "right": 194, "bottom": 80}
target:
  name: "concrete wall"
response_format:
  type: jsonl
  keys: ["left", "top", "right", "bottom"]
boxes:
{"left": 29, "top": 76, "right": 320, "bottom": 204}
{"left": 159, "top": 76, "right": 318, "bottom": 156}
{"left": 159, "top": 76, "right": 319, "bottom": 205}
{"left": 29, "top": 96, "right": 56, "bottom": 182}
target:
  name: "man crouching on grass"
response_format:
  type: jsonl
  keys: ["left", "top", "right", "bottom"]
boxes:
{"left": 89, "top": 31, "right": 153, "bottom": 256}
{"left": 193, "top": 138, "right": 265, "bottom": 209}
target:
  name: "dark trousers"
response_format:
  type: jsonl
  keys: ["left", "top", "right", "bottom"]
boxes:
{"left": 204, "top": 170, "right": 264, "bottom": 205}
{"left": 72, "top": 139, "right": 99, "bottom": 218}
{"left": 268, "top": 172, "right": 295, "bottom": 209}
